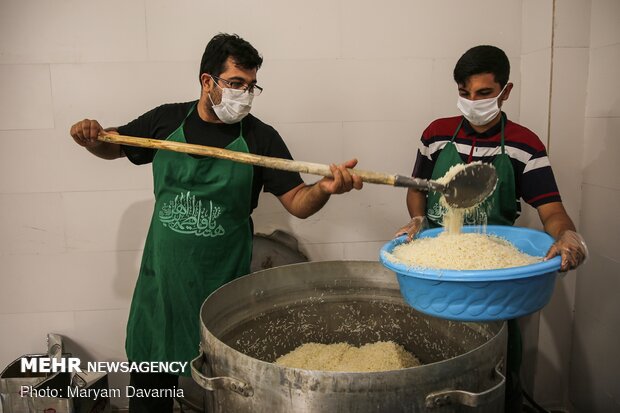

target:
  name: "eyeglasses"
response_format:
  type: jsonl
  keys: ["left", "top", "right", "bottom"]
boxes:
{"left": 210, "top": 74, "right": 263, "bottom": 96}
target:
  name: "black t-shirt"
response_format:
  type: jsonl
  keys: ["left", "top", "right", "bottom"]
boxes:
{"left": 117, "top": 101, "right": 304, "bottom": 212}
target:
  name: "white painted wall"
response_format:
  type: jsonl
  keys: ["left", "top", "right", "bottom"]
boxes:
{"left": 526, "top": 0, "right": 590, "bottom": 409}
{"left": 568, "top": 0, "right": 620, "bottom": 411}
{"left": 515, "top": 0, "right": 554, "bottom": 397}
{"left": 2, "top": 0, "right": 612, "bottom": 411}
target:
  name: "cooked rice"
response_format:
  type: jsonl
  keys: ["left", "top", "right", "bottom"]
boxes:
{"left": 274, "top": 341, "right": 421, "bottom": 372}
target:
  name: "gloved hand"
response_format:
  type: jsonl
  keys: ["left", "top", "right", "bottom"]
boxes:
{"left": 544, "top": 230, "right": 588, "bottom": 272}
{"left": 394, "top": 216, "right": 427, "bottom": 242}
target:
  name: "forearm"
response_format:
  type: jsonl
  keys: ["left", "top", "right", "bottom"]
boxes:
{"left": 85, "top": 141, "right": 123, "bottom": 160}
{"left": 406, "top": 188, "right": 427, "bottom": 218}
{"left": 284, "top": 183, "right": 331, "bottom": 219}
{"left": 543, "top": 213, "right": 576, "bottom": 240}
{"left": 85, "top": 128, "right": 122, "bottom": 159}
{"left": 538, "top": 202, "right": 576, "bottom": 240}
{"left": 278, "top": 160, "right": 362, "bottom": 218}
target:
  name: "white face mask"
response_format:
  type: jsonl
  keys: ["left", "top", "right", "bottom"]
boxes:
{"left": 209, "top": 82, "right": 253, "bottom": 124}
{"left": 456, "top": 84, "right": 508, "bottom": 126}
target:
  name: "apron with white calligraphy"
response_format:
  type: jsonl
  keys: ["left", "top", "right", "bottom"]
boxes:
{"left": 126, "top": 104, "right": 252, "bottom": 375}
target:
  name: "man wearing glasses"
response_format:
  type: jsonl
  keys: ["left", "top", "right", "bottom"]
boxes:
{"left": 69, "top": 33, "right": 362, "bottom": 412}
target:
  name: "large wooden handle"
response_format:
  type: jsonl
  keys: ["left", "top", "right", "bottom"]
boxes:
{"left": 98, "top": 133, "right": 397, "bottom": 186}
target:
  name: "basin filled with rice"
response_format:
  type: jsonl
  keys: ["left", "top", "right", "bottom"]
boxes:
{"left": 379, "top": 225, "right": 562, "bottom": 321}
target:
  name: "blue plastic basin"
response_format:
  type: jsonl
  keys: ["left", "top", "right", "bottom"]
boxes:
{"left": 379, "top": 225, "right": 562, "bottom": 321}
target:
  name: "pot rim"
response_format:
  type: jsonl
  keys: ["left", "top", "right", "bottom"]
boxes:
{"left": 200, "top": 261, "right": 507, "bottom": 377}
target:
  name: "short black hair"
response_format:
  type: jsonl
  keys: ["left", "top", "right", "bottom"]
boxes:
{"left": 453, "top": 45, "right": 510, "bottom": 87}
{"left": 199, "top": 33, "right": 263, "bottom": 82}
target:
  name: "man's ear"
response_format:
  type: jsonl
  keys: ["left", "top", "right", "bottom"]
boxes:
{"left": 200, "top": 73, "right": 212, "bottom": 91}
{"left": 501, "top": 82, "right": 513, "bottom": 102}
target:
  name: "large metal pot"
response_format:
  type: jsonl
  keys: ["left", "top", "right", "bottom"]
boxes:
{"left": 192, "top": 261, "right": 507, "bottom": 412}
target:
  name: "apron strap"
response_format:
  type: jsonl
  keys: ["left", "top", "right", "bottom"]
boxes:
{"left": 185, "top": 102, "right": 197, "bottom": 120}
{"left": 500, "top": 115, "right": 506, "bottom": 155}
{"left": 451, "top": 117, "right": 465, "bottom": 143}
{"left": 452, "top": 115, "right": 506, "bottom": 154}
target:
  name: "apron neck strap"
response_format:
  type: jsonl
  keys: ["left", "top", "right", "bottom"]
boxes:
{"left": 451, "top": 117, "right": 465, "bottom": 142}
{"left": 499, "top": 115, "right": 506, "bottom": 154}
{"left": 185, "top": 102, "right": 197, "bottom": 121}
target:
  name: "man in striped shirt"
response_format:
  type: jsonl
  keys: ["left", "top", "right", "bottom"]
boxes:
{"left": 397, "top": 45, "right": 587, "bottom": 272}
{"left": 395, "top": 45, "right": 588, "bottom": 413}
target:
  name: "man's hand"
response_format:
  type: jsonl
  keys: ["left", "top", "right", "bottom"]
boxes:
{"left": 278, "top": 159, "right": 363, "bottom": 219}
{"left": 70, "top": 119, "right": 106, "bottom": 147}
{"left": 69, "top": 119, "right": 122, "bottom": 159}
{"left": 317, "top": 159, "right": 363, "bottom": 194}
{"left": 394, "top": 216, "right": 427, "bottom": 241}
{"left": 544, "top": 230, "right": 588, "bottom": 272}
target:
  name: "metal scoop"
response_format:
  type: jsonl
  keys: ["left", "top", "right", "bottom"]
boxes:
{"left": 393, "top": 163, "right": 498, "bottom": 208}
{"left": 99, "top": 133, "right": 497, "bottom": 208}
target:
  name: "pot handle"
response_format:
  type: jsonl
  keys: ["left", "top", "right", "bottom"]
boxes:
{"left": 190, "top": 350, "right": 254, "bottom": 397}
{"left": 425, "top": 360, "right": 505, "bottom": 408}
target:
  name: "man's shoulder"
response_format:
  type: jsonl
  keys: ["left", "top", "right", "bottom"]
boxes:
{"left": 128, "top": 101, "right": 196, "bottom": 126}
{"left": 245, "top": 114, "right": 277, "bottom": 133}
{"left": 244, "top": 114, "right": 281, "bottom": 142}
{"left": 422, "top": 116, "right": 462, "bottom": 141}
{"left": 504, "top": 119, "right": 547, "bottom": 152}
{"left": 150, "top": 101, "right": 196, "bottom": 118}
{"left": 243, "top": 114, "right": 294, "bottom": 158}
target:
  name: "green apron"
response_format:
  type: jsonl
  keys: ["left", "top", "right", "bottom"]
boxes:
{"left": 125, "top": 104, "right": 253, "bottom": 376}
{"left": 425, "top": 116, "right": 522, "bottom": 408}
{"left": 426, "top": 117, "right": 517, "bottom": 228}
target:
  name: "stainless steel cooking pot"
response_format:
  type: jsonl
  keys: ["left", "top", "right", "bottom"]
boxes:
{"left": 192, "top": 261, "right": 507, "bottom": 412}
